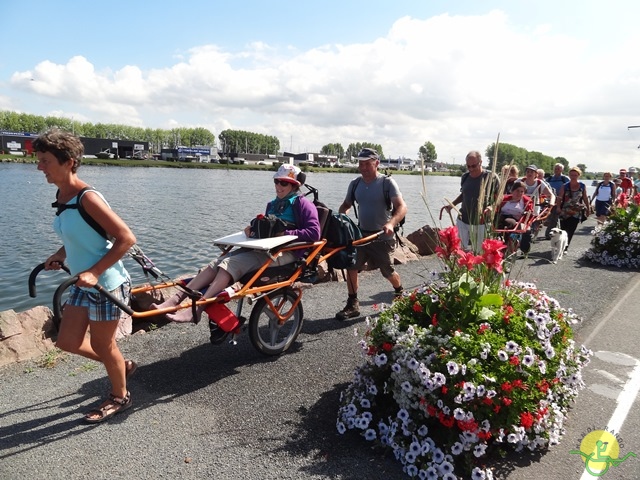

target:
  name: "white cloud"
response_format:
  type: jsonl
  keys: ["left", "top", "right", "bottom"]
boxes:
{"left": 9, "top": 11, "right": 640, "bottom": 171}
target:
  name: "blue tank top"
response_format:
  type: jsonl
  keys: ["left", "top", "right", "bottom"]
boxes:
{"left": 52, "top": 192, "right": 129, "bottom": 291}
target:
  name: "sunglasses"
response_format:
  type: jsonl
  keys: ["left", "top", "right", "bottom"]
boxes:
{"left": 274, "top": 179, "right": 293, "bottom": 187}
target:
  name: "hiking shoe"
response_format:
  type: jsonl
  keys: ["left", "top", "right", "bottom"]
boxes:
{"left": 336, "top": 299, "right": 360, "bottom": 321}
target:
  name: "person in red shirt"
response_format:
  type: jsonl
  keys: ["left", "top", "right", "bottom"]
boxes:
{"left": 618, "top": 169, "right": 634, "bottom": 195}
{"left": 496, "top": 181, "right": 534, "bottom": 253}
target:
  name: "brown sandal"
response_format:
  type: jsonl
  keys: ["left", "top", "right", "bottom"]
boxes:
{"left": 84, "top": 391, "right": 132, "bottom": 424}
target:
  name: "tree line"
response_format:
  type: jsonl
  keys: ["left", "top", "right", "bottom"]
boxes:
{"left": 1, "top": 110, "right": 577, "bottom": 171}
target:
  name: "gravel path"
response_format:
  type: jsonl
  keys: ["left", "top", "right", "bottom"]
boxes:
{"left": 1, "top": 219, "right": 637, "bottom": 480}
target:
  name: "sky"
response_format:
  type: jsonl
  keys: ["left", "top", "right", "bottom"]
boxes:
{"left": 2, "top": 0, "right": 640, "bottom": 172}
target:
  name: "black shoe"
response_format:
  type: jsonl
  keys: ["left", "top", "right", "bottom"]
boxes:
{"left": 336, "top": 299, "right": 360, "bottom": 321}
{"left": 209, "top": 321, "right": 228, "bottom": 344}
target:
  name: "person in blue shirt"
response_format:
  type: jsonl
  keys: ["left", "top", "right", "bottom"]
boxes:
{"left": 544, "top": 163, "right": 569, "bottom": 239}
{"left": 35, "top": 128, "right": 137, "bottom": 424}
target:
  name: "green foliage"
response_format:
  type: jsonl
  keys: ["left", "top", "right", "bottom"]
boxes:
{"left": 0, "top": 110, "right": 216, "bottom": 154}
{"left": 345, "top": 142, "right": 385, "bottom": 161}
{"left": 418, "top": 141, "right": 437, "bottom": 163}
{"left": 320, "top": 142, "right": 344, "bottom": 159}
{"left": 218, "top": 129, "right": 279, "bottom": 155}
{"left": 486, "top": 142, "right": 559, "bottom": 174}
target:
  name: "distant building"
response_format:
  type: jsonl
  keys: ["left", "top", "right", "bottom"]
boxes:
{"left": 0, "top": 130, "right": 149, "bottom": 159}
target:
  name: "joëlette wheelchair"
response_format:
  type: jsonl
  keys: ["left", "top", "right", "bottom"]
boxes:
{"left": 29, "top": 187, "right": 381, "bottom": 356}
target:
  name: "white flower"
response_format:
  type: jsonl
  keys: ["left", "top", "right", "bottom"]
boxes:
{"left": 407, "top": 357, "right": 420, "bottom": 370}
{"left": 364, "top": 429, "right": 376, "bottom": 440}
{"left": 446, "top": 361, "right": 459, "bottom": 375}
{"left": 453, "top": 408, "right": 466, "bottom": 420}
{"left": 498, "top": 350, "right": 509, "bottom": 361}
{"left": 401, "top": 381, "right": 412, "bottom": 393}
{"left": 391, "top": 363, "right": 402, "bottom": 373}
{"left": 336, "top": 421, "right": 346, "bottom": 434}
{"left": 505, "top": 340, "right": 519, "bottom": 353}
{"left": 417, "top": 425, "right": 428, "bottom": 437}
{"left": 522, "top": 355, "right": 535, "bottom": 367}
{"left": 471, "top": 467, "right": 487, "bottom": 480}
{"left": 451, "top": 442, "right": 464, "bottom": 455}
{"left": 374, "top": 353, "right": 388, "bottom": 366}
{"left": 473, "top": 443, "right": 488, "bottom": 457}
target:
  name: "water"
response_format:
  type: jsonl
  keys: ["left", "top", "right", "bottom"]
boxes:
{"left": 8, "top": 163, "right": 579, "bottom": 313}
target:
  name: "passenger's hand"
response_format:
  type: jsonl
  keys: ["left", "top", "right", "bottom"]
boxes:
{"left": 382, "top": 222, "right": 394, "bottom": 236}
{"left": 244, "top": 225, "right": 252, "bottom": 237}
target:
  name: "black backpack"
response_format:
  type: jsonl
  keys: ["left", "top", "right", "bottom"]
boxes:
{"left": 324, "top": 212, "right": 362, "bottom": 270}
{"left": 349, "top": 175, "right": 405, "bottom": 232}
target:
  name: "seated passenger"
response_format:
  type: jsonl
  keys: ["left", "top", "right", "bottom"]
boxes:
{"left": 153, "top": 164, "right": 321, "bottom": 323}
{"left": 496, "top": 181, "right": 534, "bottom": 253}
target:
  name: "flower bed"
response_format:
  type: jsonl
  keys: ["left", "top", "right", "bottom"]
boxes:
{"left": 586, "top": 193, "right": 640, "bottom": 269}
{"left": 337, "top": 227, "right": 592, "bottom": 479}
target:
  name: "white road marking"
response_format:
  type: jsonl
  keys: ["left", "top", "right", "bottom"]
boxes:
{"left": 579, "top": 353, "right": 640, "bottom": 480}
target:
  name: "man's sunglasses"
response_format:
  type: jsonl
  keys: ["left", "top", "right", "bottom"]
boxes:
{"left": 274, "top": 179, "right": 293, "bottom": 187}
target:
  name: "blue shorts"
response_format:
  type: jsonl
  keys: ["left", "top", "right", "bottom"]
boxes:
{"left": 595, "top": 199, "right": 612, "bottom": 217}
{"left": 66, "top": 281, "right": 131, "bottom": 322}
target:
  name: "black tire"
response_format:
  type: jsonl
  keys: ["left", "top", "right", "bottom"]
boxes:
{"left": 248, "top": 288, "right": 303, "bottom": 356}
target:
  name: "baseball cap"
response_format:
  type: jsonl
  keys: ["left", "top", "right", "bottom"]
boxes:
{"left": 357, "top": 148, "right": 379, "bottom": 161}
{"left": 525, "top": 164, "right": 538, "bottom": 172}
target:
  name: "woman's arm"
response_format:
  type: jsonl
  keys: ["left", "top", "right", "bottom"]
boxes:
{"left": 77, "top": 191, "right": 136, "bottom": 287}
{"left": 287, "top": 196, "right": 321, "bottom": 242}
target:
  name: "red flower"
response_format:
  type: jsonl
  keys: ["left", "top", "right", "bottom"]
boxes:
{"left": 478, "top": 430, "right": 492, "bottom": 441}
{"left": 412, "top": 302, "right": 422, "bottom": 312}
{"left": 482, "top": 397, "right": 493, "bottom": 406}
{"left": 512, "top": 379, "right": 527, "bottom": 390}
{"left": 426, "top": 404, "right": 437, "bottom": 417}
{"left": 616, "top": 193, "right": 629, "bottom": 208}
{"left": 634, "top": 193, "right": 640, "bottom": 206}
{"left": 520, "top": 412, "right": 534, "bottom": 429}
{"left": 493, "top": 405, "right": 501, "bottom": 413}
{"left": 502, "top": 397, "right": 512, "bottom": 406}
{"left": 477, "top": 324, "right": 490, "bottom": 335}
{"left": 509, "top": 355, "right": 520, "bottom": 366}
{"left": 438, "top": 412, "right": 455, "bottom": 428}
{"left": 382, "top": 342, "right": 394, "bottom": 352}
{"left": 482, "top": 237, "right": 507, "bottom": 255}
{"left": 441, "top": 385, "right": 448, "bottom": 394}
{"left": 431, "top": 313, "right": 438, "bottom": 327}
{"left": 456, "top": 250, "right": 483, "bottom": 270}
{"left": 537, "top": 380, "right": 549, "bottom": 394}
{"left": 438, "top": 226, "right": 461, "bottom": 257}
{"left": 501, "top": 381, "right": 512, "bottom": 393}
{"left": 367, "top": 346, "right": 377, "bottom": 356}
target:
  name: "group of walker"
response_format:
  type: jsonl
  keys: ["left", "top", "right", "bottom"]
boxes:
{"left": 32, "top": 128, "right": 407, "bottom": 424}
{"left": 443, "top": 153, "right": 612, "bottom": 259}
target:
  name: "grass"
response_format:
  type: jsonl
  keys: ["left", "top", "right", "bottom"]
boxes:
{"left": 37, "top": 348, "right": 67, "bottom": 369}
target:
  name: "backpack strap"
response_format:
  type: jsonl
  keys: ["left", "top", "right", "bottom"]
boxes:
{"left": 51, "top": 187, "right": 108, "bottom": 239}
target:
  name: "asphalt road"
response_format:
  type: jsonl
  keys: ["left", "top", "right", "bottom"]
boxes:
{"left": 1, "top": 219, "right": 639, "bottom": 480}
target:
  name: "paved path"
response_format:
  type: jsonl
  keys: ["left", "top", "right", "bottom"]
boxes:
{"left": 1, "top": 219, "right": 638, "bottom": 480}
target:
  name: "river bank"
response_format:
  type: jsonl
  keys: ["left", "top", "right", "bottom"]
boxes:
{"left": 2, "top": 219, "right": 639, "bottom": 480}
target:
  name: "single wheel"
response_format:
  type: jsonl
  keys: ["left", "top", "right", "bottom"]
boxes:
{"left": 248, "top": 288, "right": 303, "bottom": 356}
